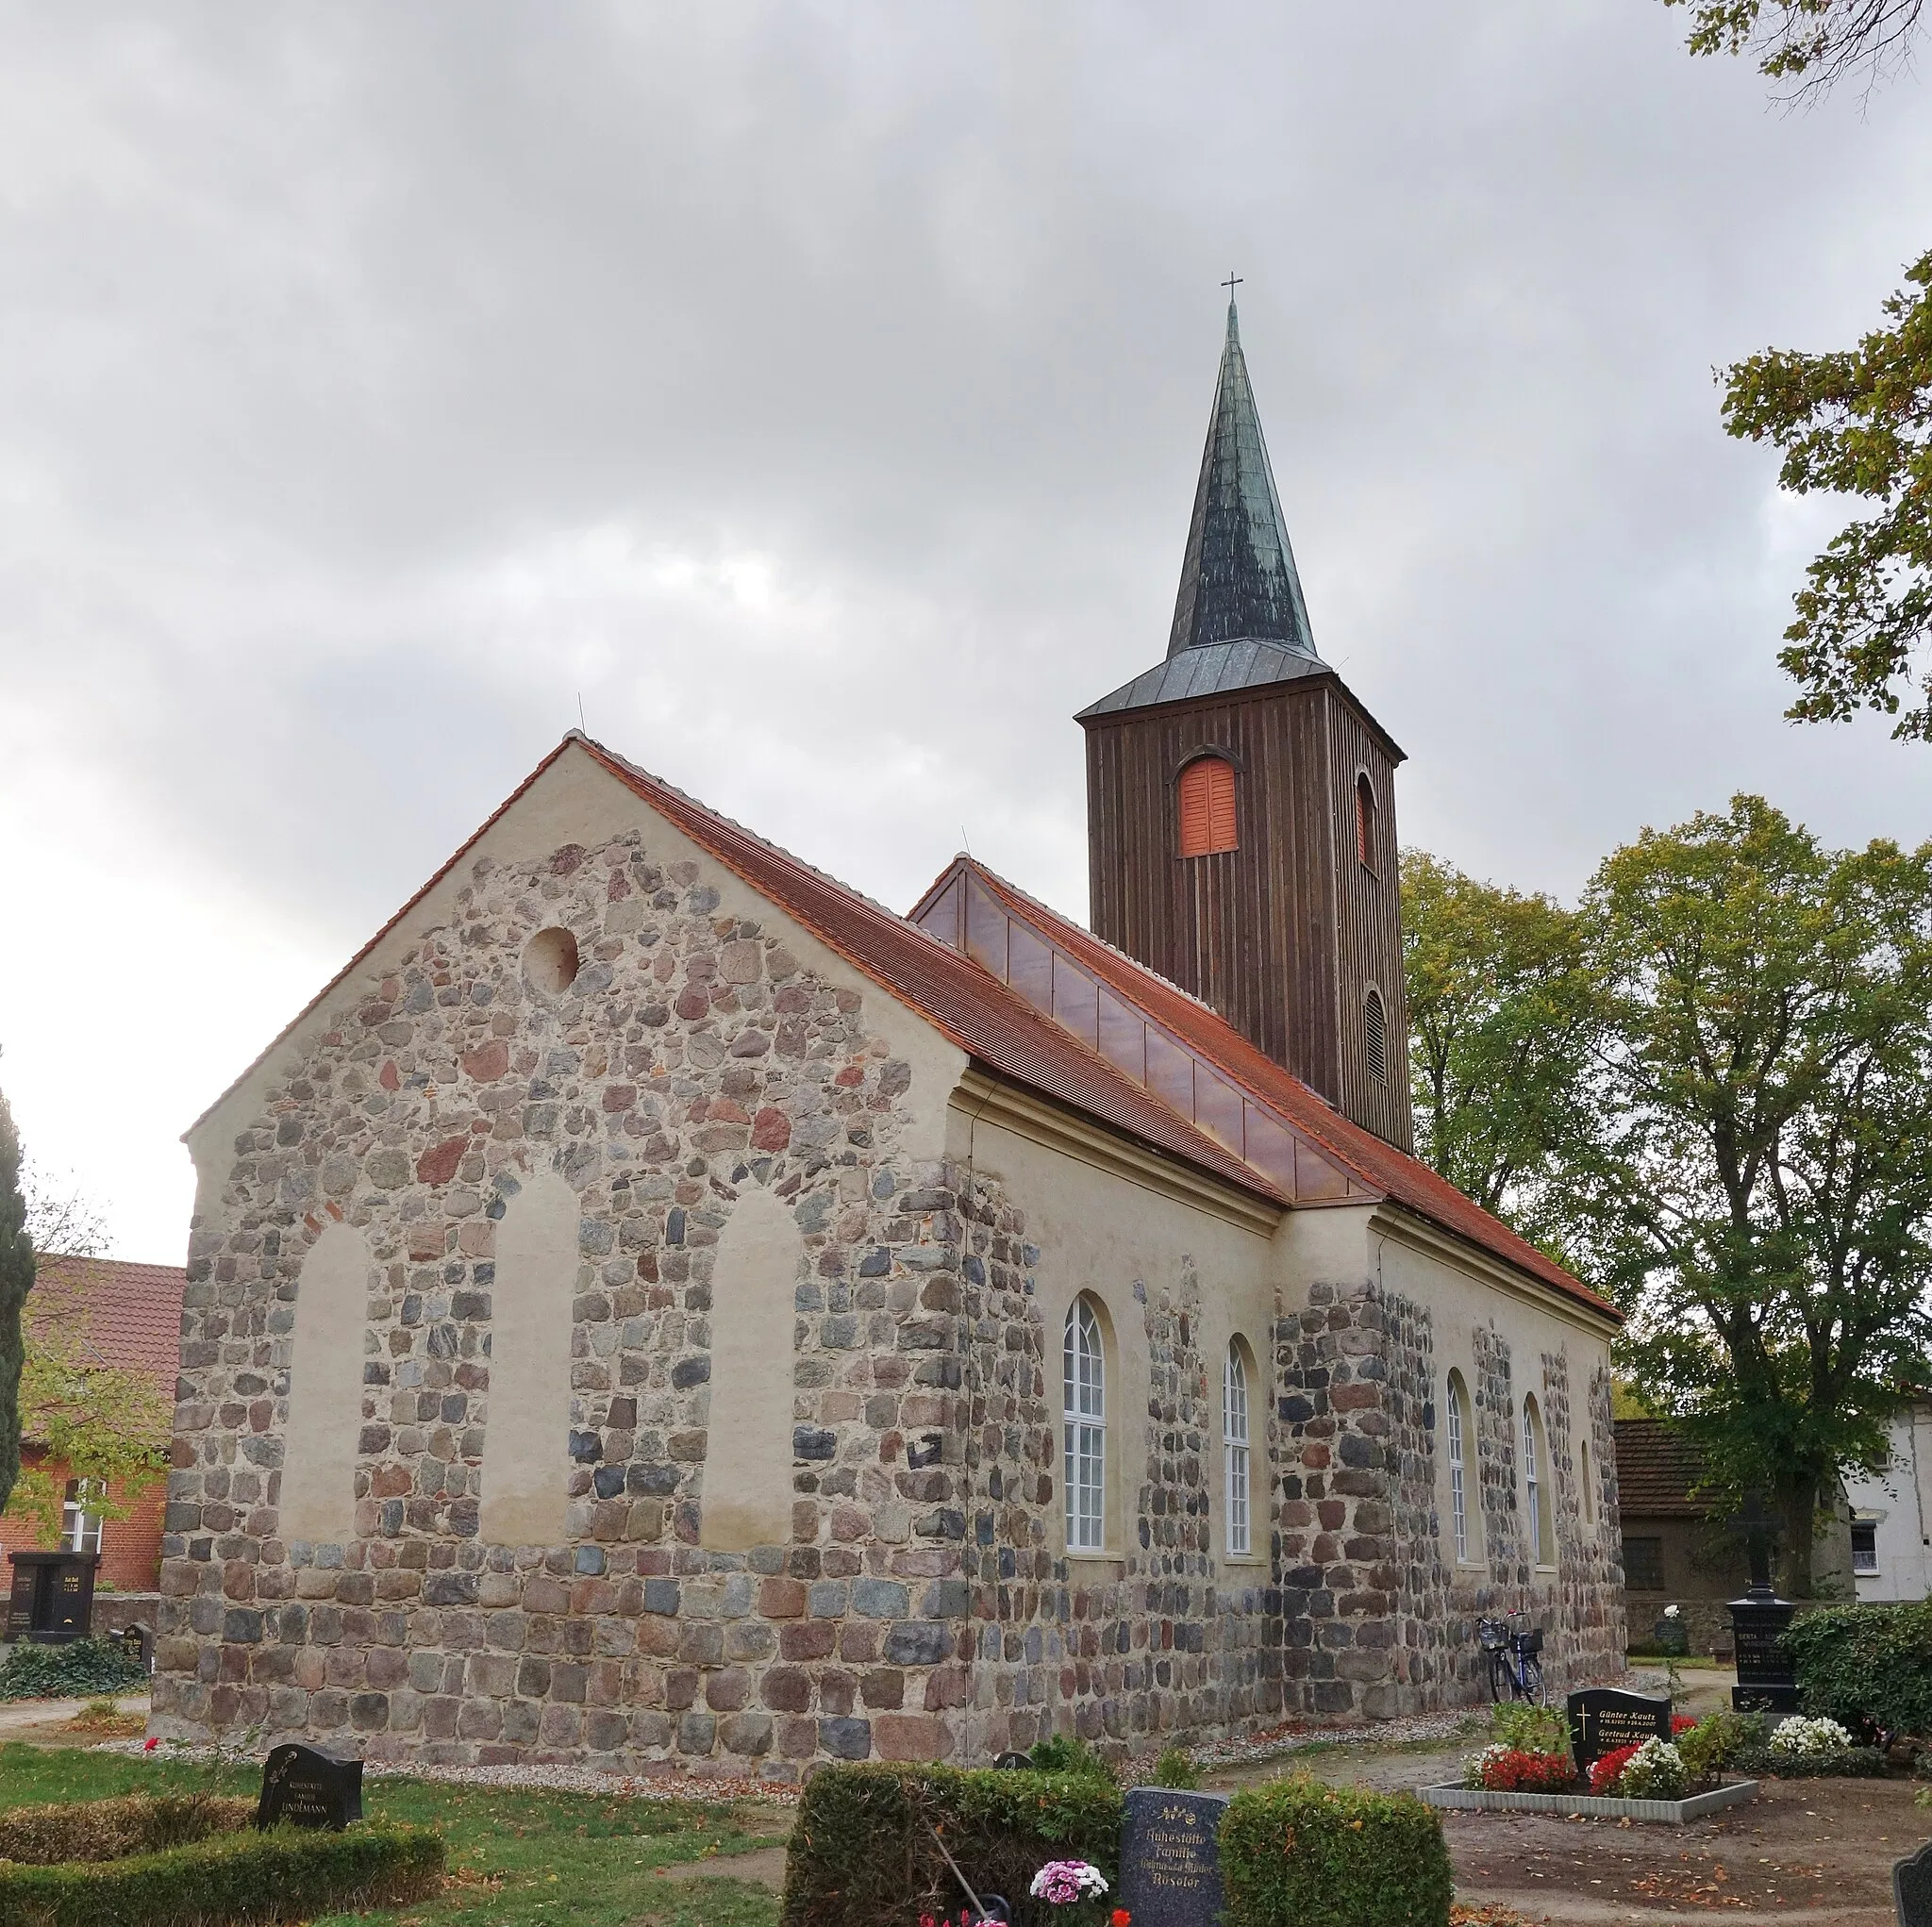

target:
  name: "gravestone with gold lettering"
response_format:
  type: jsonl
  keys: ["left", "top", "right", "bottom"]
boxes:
{"left": 1120, "top": 1787, "right": 1229, "bottom": 1927}
{"left": 1566, "top": 1687, "right": 1672, "bottom": 1776}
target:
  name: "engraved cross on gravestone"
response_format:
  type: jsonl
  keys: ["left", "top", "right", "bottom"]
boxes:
{"left": 1566, "top": 1688, "right": 1673, "bottom": 1776}
{"left": 1120, "top": 1787, "right": 1230, "bottom": 1927}
{"left": 255, "top": 1742, "right": 363, "bottom": 1831}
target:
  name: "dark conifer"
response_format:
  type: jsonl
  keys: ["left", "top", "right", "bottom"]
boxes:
{"left": 0, "top": 1084, "right": 36, "bottom": 1514}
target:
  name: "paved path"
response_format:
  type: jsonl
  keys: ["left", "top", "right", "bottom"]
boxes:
{"left": 0, "top": 1694, "right": 148, "bottom": 1736}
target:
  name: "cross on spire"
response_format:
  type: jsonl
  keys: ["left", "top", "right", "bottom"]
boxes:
{"left": 1221, "top": 273, "right": 1242, "bottom": 297}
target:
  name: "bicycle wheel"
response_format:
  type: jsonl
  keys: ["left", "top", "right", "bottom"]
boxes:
{"left": 1519, "top": 1655, "right": 1546, "bottom": 1705}
{"left": 1487, "top": 1651, "right": 1511, "bottom": 1703}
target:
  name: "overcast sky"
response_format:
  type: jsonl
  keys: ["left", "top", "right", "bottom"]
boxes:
{"left": 3, "top": 2, "right": 1928, "bottom": 1262}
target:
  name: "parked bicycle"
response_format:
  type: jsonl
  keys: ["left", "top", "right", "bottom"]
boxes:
{"left": 1478, "top": 1611, "right": 1545, "bottom": 1704}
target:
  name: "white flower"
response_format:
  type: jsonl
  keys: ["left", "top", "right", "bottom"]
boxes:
{"left": 1614, "top": 1736, "right": 1689, "bottom": 1800}
{"left": 1663, "top": 1603, "right": 1682, "bottom": 1620}
{"left": 1768, "top": 1716, "right": 1852, "bottom": 1756}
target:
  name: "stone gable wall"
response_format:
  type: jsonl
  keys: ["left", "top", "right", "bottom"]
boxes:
{"left": 158, "top": 828, "right": 972, "bottom": 1778}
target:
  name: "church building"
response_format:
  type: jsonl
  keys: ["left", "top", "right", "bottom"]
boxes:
{"left": 154, "top": 303, "right": 1625, "bottom": 1776}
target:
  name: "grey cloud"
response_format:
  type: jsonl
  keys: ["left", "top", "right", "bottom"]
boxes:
{"left": 1, "top": 0, "right": 1929, "bottom": 1253}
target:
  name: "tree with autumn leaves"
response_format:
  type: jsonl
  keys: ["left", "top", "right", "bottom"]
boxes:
{"left": 1657, "top": 1, "right": 1932, "bottom": 738}
{"left": 1405, "top": 798, "right": 1932, "bottom": 1595}
{"left": 0, "top": 1073, "right": 168, "bottom": 1546}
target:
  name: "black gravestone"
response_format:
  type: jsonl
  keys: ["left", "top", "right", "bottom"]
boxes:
{"left": 256, "top": 1743, "right": 363, "bottom": 1831}
{"left": 1727, "top": 1492, "right": 1803, "bottom": 1717}
{"left": 1895, "top": 1840, "right": 1932, "bottom": 1927}
{"left": 1566, "top": 1688, "right": 1673, "bottom": 1775}
{"left": 1120, "top": 1787, "right": 1230, "bottom": 1927}
{"left": 1729, "top": 1596, "right": 1801, "bottom": 1716}
{"left": 5, "top": 1550, "right": 98, "bottom": 1643}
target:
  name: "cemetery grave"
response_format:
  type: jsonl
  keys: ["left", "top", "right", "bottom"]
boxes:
{"left": 0, "top": 1739, "right": 784, "bottom": 1927}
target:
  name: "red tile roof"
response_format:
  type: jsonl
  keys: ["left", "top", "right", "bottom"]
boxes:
{"left": 576, "top": 739, "right": 1286, "bottom": 1203}
{"left": 26, "top": 1254, "right": 185, "bottom": 1387}
{"left": 935, "top": 858, "right": 1613, "bottom": 1321}
{"left": 1613, "top": 1419, "right": 1713, "bottom": 1519}
{"left": 191, "top": 733, "right": 1615, "bottom": 1325}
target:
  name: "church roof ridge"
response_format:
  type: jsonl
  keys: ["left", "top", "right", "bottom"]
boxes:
{"left": 912, "top": 852, "right": 1233, "bottom": 1028}
{"left": 930, "top": 853, "right": 1613, "bottom": 1321}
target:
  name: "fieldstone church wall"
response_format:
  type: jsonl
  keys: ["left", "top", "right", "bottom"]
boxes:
{"left": 158, "top": 818, "right": 1621, "bottom": 1778}
{"left": 158, "top": 828, "right": 986, "bottom": 1775}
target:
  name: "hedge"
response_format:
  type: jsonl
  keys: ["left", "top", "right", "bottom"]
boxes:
{"left": 1733, "top": 1746, "right": 1890, "bottom": 1780}
{"left": 781, "top": 1763, "right": 1123, "bottom": 1927}
{"left": 0, "top": 1819, "right": 443, "bottom": 1927}
{"left": 1220, "top": 1776, "right": 1452, "bottom": 1927}
{"left": 0, "top": 1794, "right": 254, "bottom": 1865}
{"left": 1782, "top": 1601, "right": 1932, "bottom": 1738}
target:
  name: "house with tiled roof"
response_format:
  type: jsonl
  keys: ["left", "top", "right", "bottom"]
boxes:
{"left": 0, "top": 1255, "right": 185, "bottom": 1602}
{"left": 155, "top": 300, "right": 1626, "bottom": 1772}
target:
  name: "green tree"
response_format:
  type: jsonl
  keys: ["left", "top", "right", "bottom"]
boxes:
{"left": 0, "top": 1086, "right": 33, "bottom": 1514}
{"left": 1660, "top": 1, "right": 1932, "bottom": 736}
{"left": 3, "top": 1256, "right": 172, "bottom": 1546}
{"left": 1724, "top": 254, "right": 1932, "bottom": 740}
{"left": 1400, "top": 850, "right": 1599, "bottom": 1237}
{"left": 1566, "top": 796, "right": 1932, "bottom": 1592}
{"left": 1661, "top": 1, "right": 1924, "bottom": 94}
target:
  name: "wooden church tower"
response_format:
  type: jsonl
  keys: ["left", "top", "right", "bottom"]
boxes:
{"left": 1078, "top": 299, "right": 1414, "bottom": 1150}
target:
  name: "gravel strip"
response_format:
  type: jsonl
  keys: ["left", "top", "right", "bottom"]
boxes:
{"left": 92, "top": 1738, "right": 799, "bottom": 1807}
{"left": 1150, "top": 1707, "right": 1481, "bottom": 1774}
{"left": 98, "top": 1680, "right": 1651, "bottom": 1801}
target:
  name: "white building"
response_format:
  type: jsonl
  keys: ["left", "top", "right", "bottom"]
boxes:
{"left": 1843, "top": 1400, "right": 1932, "bottom": 1602}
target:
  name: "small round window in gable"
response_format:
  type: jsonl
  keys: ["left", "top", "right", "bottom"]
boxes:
{"left": 524, "top": 926, "right": 581, "bottom": 997}
{"left": 1364, "top": 985, "right": 1387, "bottom": 1082}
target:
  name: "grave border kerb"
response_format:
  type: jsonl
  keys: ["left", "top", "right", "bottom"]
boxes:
{"left": 1421, "top": 1779, "right": 1759, "bottom": 1825}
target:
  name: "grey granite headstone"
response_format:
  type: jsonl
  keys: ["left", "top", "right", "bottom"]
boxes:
{"left": 1120, "top": 1787, "right": 1230, "bottom": 1927}
{"left": 1895, "top": 1840, "right": 1932, "bottom": 1927}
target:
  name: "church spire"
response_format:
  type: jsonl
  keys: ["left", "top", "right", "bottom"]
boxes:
{"left": 1166, "top": 297, "right": 1319, "bottom": 660}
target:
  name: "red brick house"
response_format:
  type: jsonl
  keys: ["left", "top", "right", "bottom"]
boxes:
{"left": 0, "top": 1255, "right": 186, "bottom": 1600}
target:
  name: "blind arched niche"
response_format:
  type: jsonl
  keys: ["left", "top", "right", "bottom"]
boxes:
{"left": 701, "top": 1186, "right": 803, "bottom": 1552}
{"left": 278, "top": 1220, "right": 371, "bottom": 1546}
{"left": 479, "top": 1169, "right": 578, "bottom": 1547}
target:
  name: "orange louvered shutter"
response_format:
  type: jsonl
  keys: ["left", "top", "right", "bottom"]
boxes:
{"left": 1178, "top": 758, "right": 1237, "bottom": 856}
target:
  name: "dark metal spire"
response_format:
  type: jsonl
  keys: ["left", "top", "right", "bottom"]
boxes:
{"left": 1166, "top": 298, "right": 1319, "bottom": 660}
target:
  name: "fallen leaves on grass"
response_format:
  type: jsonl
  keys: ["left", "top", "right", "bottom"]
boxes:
{"left": 1451, "top": 1905, "right": 1544, "bottom": 1927}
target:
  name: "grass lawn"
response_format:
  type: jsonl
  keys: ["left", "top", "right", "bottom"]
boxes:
{"left": 0, "top": 1742, "right": 784, "bottom": 1927}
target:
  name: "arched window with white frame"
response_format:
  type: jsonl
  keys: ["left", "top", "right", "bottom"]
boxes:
{"left": 1063, "top": 1298, "right": 1107, "bottom": 1552}
{"left": 1445, "top": 1370, "right": 1471, "bottom": 1563}
{"left": 1523, "top": 1394, "right": 1555, "bottom": 1566}
{"left": 1224, "top": 1339, "right": 1252, "bottom": 1557}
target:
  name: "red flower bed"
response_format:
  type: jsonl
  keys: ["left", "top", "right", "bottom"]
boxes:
{"left": 1476, "top": 1749, "right": 1576, "bottom": 1793}
{"left": 1588, "top": 1743, "right": 1641, "bottom": 1796}
{"left": 1673, "top": 1715, "right": 1696, "bottom": 1736}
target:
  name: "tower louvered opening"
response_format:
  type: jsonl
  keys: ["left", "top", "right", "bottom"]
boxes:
{"left": 1364, "top": 985, "right": 1387, "bottom": 1083}
{"left": 1177, "top": 756, "right": 1238, "bottom": 856}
